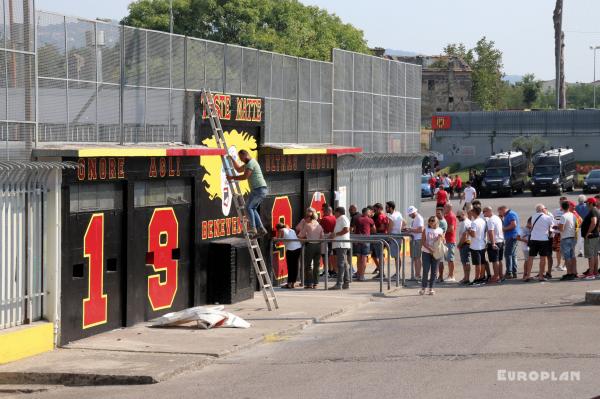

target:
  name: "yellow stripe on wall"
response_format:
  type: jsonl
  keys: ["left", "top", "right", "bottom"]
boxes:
{"left": 0, "top": 323, "right": 54, "bottom": 365}
{"left": 78, "top": 148, "right": 166, "bottom": 157}
{"left": 282, "top": 148, "right": 327, "bottom": 155}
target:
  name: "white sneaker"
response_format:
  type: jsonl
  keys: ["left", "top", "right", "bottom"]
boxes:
{"left": 428, "top": 289, "right": 436, "bottom": 295}
{"left": 558, "top": 265, "right": 567, "bottom": 271}
{"left": 445, "top": 277, "right": 457, "bottom": 283}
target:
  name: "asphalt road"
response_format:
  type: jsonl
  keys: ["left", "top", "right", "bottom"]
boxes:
{"left": 27, "top": 190, "right": 600, "bottom": 399}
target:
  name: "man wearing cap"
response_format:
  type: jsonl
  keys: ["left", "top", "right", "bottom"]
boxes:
{"left": 499, "top": 205, "right": 519, "bottom": 279}
{"left": 404, "top": 206, "right": 424, "bottom": 280}
{"left": 558, "top": 200, "right": 577, "bottom": 281}
{"left": 580, "top": 197, "right": 600, "bottom": 279}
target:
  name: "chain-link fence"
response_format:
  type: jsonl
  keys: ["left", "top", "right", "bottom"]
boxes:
{"left": 332, "top": 49, "right": 421, "bottom": 154}
{"left": 0, "top": 0, "right": 35, "bottom": 161}
{"left": 36, "top": 11, "right": 334, "bottom": 147}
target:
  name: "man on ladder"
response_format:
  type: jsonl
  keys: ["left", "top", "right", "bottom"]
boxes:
{"left": 227, "top": 149, "right": 269, "bottom": 238}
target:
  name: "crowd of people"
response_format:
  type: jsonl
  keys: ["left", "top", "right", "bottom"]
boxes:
{"left": 275, "top": 192, "right": 600, "bottom": 296}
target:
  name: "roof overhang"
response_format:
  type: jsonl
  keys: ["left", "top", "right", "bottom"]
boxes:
{"left": 32, "top": 144, "right": 226, "bottom": 158}
{"left": 262, "top": 144, "right": 362, "bottom": 156}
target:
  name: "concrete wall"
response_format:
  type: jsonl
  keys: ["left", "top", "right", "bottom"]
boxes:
{"left": 431, "top": 132, "right": 600, "bottom": 168}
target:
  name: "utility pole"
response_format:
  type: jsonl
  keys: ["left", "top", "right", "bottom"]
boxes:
{"left": 168, "top": 0, "right": 174, "bottom": 142}
{"left": 591, "top": 46, "right": 600, "bottom": 108}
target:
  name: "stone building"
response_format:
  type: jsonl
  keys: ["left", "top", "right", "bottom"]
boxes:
{"left": 386, "top": 55, "right": 475, "bottom": 127}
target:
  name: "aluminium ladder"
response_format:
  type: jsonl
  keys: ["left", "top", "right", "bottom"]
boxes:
{"left": 201, "top": 90, "right": 279, "bottom": 311}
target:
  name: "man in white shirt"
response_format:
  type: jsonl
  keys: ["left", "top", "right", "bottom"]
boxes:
{"left": 405, "top": 206, "right": 424, "bottom": 280}
{"left": 468, "top": 207, "right": 487, "bottom": 285}
{"left": 330, "top": 207, "right": 351, "bottom": 290}
{"left": 525, "top": 204, "right": 554, "bottom": 281}
{"left": 456, "top": 210, "right": 472, "bottom": 284}
{"left": 483, "top": 206, "right": 505, "bottom": 283}
{"left": 461, "top": 181, "right": 477, "bottom": 209}
{"left": 386, "top": 201, "right": 405, "bottom": 263}
{"left": 558, "top": 201, "right": 578, "bottom": 280}
{"left": 552, "top": 196, "right": 568, "bottom": 272}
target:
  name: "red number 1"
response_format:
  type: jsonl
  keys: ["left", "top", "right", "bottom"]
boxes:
{"left": 82, "top": 213, "right": 108, "bottom": 329}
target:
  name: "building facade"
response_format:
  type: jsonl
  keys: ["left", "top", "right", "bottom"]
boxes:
{"left": 0, "top": 0, "right": 423, "bottom": 360}
{"left": 388, "top": 55, "right": 474, "bottom": 127}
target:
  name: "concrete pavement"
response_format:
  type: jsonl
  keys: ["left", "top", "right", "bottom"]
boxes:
{"left": 0, "top": 278, "right": 400, "bottom": 390}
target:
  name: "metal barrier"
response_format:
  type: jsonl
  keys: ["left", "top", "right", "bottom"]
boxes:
{"left": 273, "top": 237, "right": 392, "bottom": 293}
{"left": 356, "top": 233, "right": 415, "bottom": 288}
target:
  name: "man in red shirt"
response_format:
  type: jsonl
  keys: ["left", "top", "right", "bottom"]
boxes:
{"left": 371, "top": 203, "right": 389, "bottom": 277}
{"left": 452, "top": 174, "right": 463, "bottom": 200}
{"left": 436, "top": 186, "right": 448, "bottom": 207}
{"left": 428, "top": 175, "right": 436, "bottom": 193}
{"left": 354, "top": 207, "right": 375, "bottom": 280}
{"left": 442, "top": 203, "right": 458, "bottom": 282}
{"left": 320, "top": 205, "right": 337, "bottom": 276}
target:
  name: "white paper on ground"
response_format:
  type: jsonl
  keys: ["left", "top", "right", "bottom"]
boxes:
{"left": 149, "top": 306, "right": 251, "bottom": 329}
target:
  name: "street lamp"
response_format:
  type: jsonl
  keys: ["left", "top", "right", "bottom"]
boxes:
{"left": 590, "top": 45, "right": 600, "bottom": 108}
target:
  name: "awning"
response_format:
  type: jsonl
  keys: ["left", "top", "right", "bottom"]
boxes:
{"left": 0, "top": 160, "right": 78, "bottom": 184}
{"left": 261, "top": 144, "right": 362, "bottom": 156}
{"left": 32, "top": 144, "right": 226, "bottom": 158}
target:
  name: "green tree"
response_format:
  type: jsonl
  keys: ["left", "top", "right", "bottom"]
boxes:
{"left": 500, "top": 82, "right": 524, "bottom": 109}
{"left": 511, "top": 135, "right": 548, "bottom": 170}
{"left": 442, "top": 37, "right": 504, "bottom": 110}
{"left": 123, "top": 0, "right": 370, "bottom": 61}
{"left": 517, "top": 74, "right": 542, "bottom": 108}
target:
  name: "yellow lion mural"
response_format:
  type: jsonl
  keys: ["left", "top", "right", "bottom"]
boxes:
{"left": 200, "top": 129, "right": 258, "bottom": 216}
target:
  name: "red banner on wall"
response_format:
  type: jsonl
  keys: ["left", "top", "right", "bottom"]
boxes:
{"left": 432, "top": 116, "right": 451, "bottom": 130}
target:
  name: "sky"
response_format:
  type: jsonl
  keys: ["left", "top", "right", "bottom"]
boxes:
{"left": 37, "top": 0, "right": 600, "bottom": 83}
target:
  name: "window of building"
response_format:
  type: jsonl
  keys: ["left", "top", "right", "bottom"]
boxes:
{"left": 70, "top": 183, "right": 123, "bottom": 213}
{"left": 134, "top": 180, "right": 192, "bottom": 208}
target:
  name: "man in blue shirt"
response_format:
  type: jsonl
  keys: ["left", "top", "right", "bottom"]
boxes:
{"left": 575, "top": 195, "right": 588, "bottom": 257}
{"left": 499, "top": 205, "right": 520, "bottom": 279}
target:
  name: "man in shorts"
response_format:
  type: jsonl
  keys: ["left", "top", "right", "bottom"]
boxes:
{"left": 443, "top": 203, "right": 458, "bottom": 282}
{"left": 461, "top": 181, "right": 477, "bottom": 210}
{"left": 558, "top": 200, "right": 577, "bottom": 281}
{"left": 405, "top": 206, "right": 424, "bottom": 280}
{"left": 456, "top": 210, "right": 472, "bottom": 284}
{"left": 525, "top": 204, "right": 554, "bottom": 281}
{"left": 468, "top": 207, "right": 487, "bottom": 285}
{"left": 581, "top": 197, "right": 600, "bottom": 279}
{"left": 483, "top": 206, "right": 505, "bottom": 283}
{"left": 354, "top": 208, "right": 375, "bottom": 281}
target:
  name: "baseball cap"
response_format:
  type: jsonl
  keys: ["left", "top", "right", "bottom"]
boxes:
{"left": 586, "top": 198, "right": 597, "bottom": 205}
{"left": 568, "top": 201, "right": 576, "bottom": 208}
{"left": 407, "top": 206, "right": 418, "bottom": 215}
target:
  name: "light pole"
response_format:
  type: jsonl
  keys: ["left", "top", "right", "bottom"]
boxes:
{"left": 591, "top": 45, "right": 600, "bottom": 108}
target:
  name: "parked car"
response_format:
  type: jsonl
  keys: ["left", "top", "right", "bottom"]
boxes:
{"left": 421, "top": 175, "right": 433, "bottom": 198}
{"left": 583, "top": 169, "right": 600, "bottom": 194}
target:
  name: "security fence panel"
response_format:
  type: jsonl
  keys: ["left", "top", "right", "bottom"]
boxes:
{"left": 333, "top": 48, "right": 421, "bottom": 154}
{"left": 186, "top": 37, "right": 206, "bottom": 91}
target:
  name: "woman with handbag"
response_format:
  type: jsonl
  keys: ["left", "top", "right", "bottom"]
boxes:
{"left": 420, "top": 216, "right": 446, "bottom": 295}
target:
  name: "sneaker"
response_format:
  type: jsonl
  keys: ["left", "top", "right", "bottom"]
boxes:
{"left": 247, "top": 227, "right": 258, "bottom": 236}
{"left": 342, "top": 283, "right": 350, "bottom": 289}
{"left": 328, "top": 285, "right": 342, "bottom": 290}
{"left": 560, "top": 274, "right": 570, "bottom": 281}
{"left": 460, "top": 280, "right": 471, "bottom": 285}
{"left": 512, "top": 272, "right": 518, "bottom": 279}
{"left": 584, "top": 274, "right": 597, "bottom": 280}
{"left": 437, "top": 277, "right": 444, "bottom": 283}
{"left": 257, "top": 226, "right": 269, "bottom": 237}
{"left": 428, "top": 289, "right": 435, "bottom": 295}
{"left": 358, "top": 275, "right": 366, "bottom": 281}
{"left": 558, "top": 265, "right": 567, "bottom": 271}
{"left": 544, "top": 272, "right": 552, "bottom": 279}
{"left": 418, "top": 288, "right": 426, "bottom": 295}
{"left": 505, "top": 274, "right": 514, "bottom": 280}
{"left": 352, "top": 273, "right": 358, "bottom": 279}
{"left": 329, "top": 272, "right": 338, "bottom": 278}
{"left": 445, "top": 277, "right": 457, "bottom": 283}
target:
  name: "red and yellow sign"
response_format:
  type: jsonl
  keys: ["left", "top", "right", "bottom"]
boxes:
{"left": 147, "top": 208, "right": 179, "bottom": 311}
{"left": 432, "top": 116, "right": 451, "bottom": 130}
{"left": 271, "top": 196, "right": 293, "bottom": 279}
{"left": 82, "top": 213, "right": 108, "bottom": 329}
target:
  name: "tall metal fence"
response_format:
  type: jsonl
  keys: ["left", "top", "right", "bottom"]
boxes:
{"left": 1, "top": 164, "right": 45, "bottom": 329}
{"left": 332, "top": 49, "right": 422, "bottom": 154}
{"left": 36, "top": 11, "right": 333, "bottom": 147}
{"left": 0, "top": 0, "right": 35, "bottom": 161}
